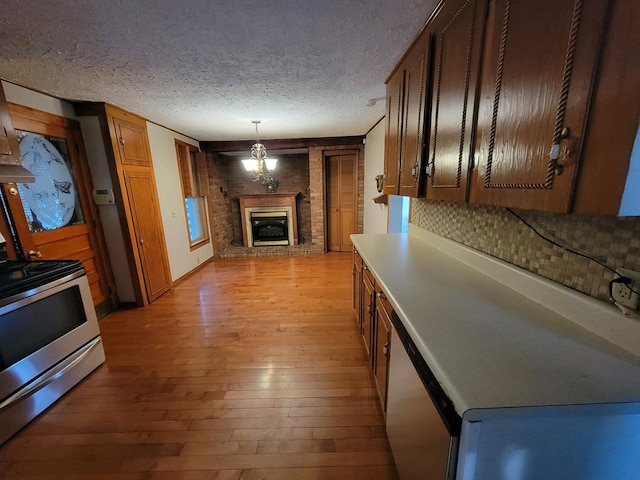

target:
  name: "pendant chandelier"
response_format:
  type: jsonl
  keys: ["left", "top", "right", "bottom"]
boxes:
{"left": 241, "top": 120, "right": 278, "bottom": 190}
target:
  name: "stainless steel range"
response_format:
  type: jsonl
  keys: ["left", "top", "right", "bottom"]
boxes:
{"left": 0, "top": 233, "right": 105, "bottom": 445}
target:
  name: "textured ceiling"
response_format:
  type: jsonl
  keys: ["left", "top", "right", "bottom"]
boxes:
{"left": 0, "top": 0, "right": 438, "bottom": 141}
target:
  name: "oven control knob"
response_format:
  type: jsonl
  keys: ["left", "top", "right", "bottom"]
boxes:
{"left": 28, "top": 249, "right": 43, "bottom": 258}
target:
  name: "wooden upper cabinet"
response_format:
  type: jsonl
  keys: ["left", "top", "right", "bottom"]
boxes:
{"left": 426, "top": 0, "right": 487, "bottom": 203}
{"left": 0, "top": 85, "right": 20, "bottom": 164}
{"left": 113, "top": 115, "right": 151, "bottom": 168}
{"left": 470, "top": 0, "right": 608, "bottom": 212}
{"left": 383, "top": 30, "right": 431, "bottom": 198}
{"left": 383, "top": 68, "right": 404, "bottom": 195}
{"left": 398, "top": 31, "right": 430, "bottom": 197}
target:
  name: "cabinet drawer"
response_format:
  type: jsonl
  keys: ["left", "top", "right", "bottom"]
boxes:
{"left": 376, "top": 287, "right": 393, "bottom": 319}
{"left": 354, "top": 249, "right": 363, "bottom": 269}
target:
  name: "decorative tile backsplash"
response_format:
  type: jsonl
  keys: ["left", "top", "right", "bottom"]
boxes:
{"left": 411, "top": 199, "right": 640, "bottom": 302}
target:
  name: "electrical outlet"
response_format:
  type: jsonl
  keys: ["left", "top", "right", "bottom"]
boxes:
{"left": 611, "top": 268, "right": 640, "bottom": 310}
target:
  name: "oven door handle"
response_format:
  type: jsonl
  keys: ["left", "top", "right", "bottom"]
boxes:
{"left": 0, "top": 337, "right": 101, "bottom": 413}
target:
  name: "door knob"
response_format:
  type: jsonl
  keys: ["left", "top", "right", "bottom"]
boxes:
{"left": 28, "top": 250, "right": 42, "bottom": 258}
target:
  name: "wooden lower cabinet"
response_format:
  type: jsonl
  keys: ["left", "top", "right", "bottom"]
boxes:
{"left": 352, "top": 250, "right": 364, "bottom": 333}
{"left": 352, "top": 251, "right": 394, "bottom": 412}
{"left": 374, "top": 289, "right": 393, "bottom": 410}
{"left": 362, "top": 266, "right": 375, "bottom": 364}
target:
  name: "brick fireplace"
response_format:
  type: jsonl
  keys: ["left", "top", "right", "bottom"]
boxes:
{"left": 239, "top": 193, "right": 299, "bottom": 247}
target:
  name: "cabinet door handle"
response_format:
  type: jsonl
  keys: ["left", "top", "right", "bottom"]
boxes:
{"left": 119, "top": 136, "right": 125, "bottom": 147}
{"left": 549, "top": 127, "right": 570, "bottom": 175}
{"left": 28, "top": 250, "right": 42, "bottom": 258}
{"left": 377, "top": 291, "right": 386, "bottom": 300}
{"left": 367, "top": 303, "right": 372, "bottom": 314}
{"left": 383, "top": 342, "right": 390, "bottom": 357}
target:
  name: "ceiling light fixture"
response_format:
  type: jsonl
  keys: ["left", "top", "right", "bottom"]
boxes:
{"left": 241, "top": 120, "right": 278, "bottom": 192}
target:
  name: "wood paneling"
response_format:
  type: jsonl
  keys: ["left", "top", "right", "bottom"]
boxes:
{"left": 0, "top": 253, "right": 397, "bottom": 479}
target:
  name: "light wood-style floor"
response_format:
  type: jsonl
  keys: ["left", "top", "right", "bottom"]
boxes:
{"left": 0, "top": 253, "right": 398, "bottom": 479}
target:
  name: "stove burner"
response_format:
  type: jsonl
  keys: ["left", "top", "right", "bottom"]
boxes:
{"left": 0, "top": 261, "right": 28, "bottom": 272}
{"left": 0, "top": 259, "right": 85, "bottom": 301}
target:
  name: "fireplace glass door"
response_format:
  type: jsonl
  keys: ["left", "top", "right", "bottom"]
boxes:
{"left": 251, "top": 211, "right": 289, "bottom": 246}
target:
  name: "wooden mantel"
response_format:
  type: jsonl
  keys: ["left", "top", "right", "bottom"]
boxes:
{"left": 238, "top": 193, "right": 299, "bottom": 247}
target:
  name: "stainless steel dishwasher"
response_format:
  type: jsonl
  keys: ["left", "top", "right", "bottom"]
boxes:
{"left": 387, "top": 312, "right": 461, "bottom": 479}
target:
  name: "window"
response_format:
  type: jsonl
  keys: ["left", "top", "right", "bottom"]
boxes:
{"left": 175, "top": 140, "right": 210, "bottom": 248}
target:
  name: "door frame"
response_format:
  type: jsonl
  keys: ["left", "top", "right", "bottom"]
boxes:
{"left": 323, "top": 149, "right": 360, "bottom": 253}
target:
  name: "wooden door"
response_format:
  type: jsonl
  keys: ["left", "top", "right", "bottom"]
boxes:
{"left": 426, "top": 0, "right": 487, "bottom": 203}
{"left": 1, "top": 104, "right": 115, "bottom": 314}
{"left": 398, "top": 30, "right": 430, "bottom": 198}
{"left": 470, "top": 0, "right": 608, "bottom": 212}
{"left": 123, "top": 170, "right": 171, "bottom": 302}
{"left": 383, "top": 68, "right": 404, "bottom": 195}
{"left": 327, "top": 153, "right": 356, "bottom": 252}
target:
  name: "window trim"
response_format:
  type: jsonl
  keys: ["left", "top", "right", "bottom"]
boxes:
{"left": 175, "top": 140, "right": 210, "bottom": 250}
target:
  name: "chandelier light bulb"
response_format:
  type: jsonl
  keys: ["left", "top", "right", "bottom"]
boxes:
{"left": 242, "top": 120, "right": 278, "bottom": 191}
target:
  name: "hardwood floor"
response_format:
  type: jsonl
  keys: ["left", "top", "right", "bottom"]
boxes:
{"left": 0, "top": 253, "right": 398, "bottom": 479}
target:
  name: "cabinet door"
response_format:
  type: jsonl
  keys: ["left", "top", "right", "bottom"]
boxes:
{"left": 471, "top": 0, "right": 607, "bottom": 212}
{"left": 399, "top": 31, "right": 430, "bottom": 198}
{"left": 362, "top": 267, "right": 375, "bottom": 363}
{"left": 352, "top": 250, "right": 364, "bottom": 333}
{"left": 374, "top": 291, "right": 392, "bottom": 410}
{"left": 0, "top": 86, "right": 20, "bottom": 165}
{"left": 383, "top": 68, "right": 404, "bottom": 195}
{"left": 123, "top": 170, "right": 172, "bottom": 302}
{"left": 113, "top": 116, "right": 151, "bottom": 168}
{"left": 426, "top": 0, "right": 487, "bottom": 203}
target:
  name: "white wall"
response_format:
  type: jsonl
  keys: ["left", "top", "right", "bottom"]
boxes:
{"left": 146, "top": 122, "right": 213, "bottom": 281}
{"left": 78, "top": 116, "right": 137, "bottom": 303}
{"left": 1, "top": 80, "right": 76, "bottom": 119}
{"left": 363, "top": 119, "right": 388, "bottom": 233}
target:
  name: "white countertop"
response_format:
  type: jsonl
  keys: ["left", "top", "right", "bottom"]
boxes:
{"left": 351, "top": 227, "right": 640, "bottom": 419}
